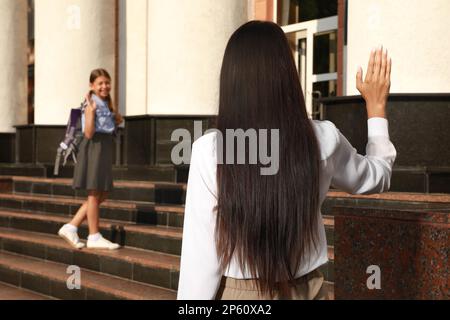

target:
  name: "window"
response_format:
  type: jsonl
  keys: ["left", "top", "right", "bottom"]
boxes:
{"left": 277, "top": 0, "right": 338, "bottom": 26}
{"left": 313, "top": 80, "right": 337, "bottom": 98}
{"left": 313, "top": 31, "right": 337, "bottom": 75}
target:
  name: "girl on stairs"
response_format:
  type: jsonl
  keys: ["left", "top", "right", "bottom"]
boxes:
{"left": 58, "top": 68, "right": 124, "bottom": 250}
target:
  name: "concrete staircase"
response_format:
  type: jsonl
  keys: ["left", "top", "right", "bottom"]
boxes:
{"left": 0, "top": 175, "right": 335, "bottom": 300}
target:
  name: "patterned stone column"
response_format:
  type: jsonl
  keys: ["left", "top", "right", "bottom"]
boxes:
{"left": 334, "top": 197, "right": 450, "bottom": 299}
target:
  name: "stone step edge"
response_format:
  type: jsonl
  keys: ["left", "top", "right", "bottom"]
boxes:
{"left": 0, "top": 192, "right": 185, "bottom": 214}
{"left": 0, "top": 250, "right": 332, "bottom": 300}
{"left": 0, "top": 226, "right": 333, "bottom": 269}
{"left": 0, "top": 281, "right": 57, "bottom": 300}
{"left": 6, "top": 175, "right": 450, "bottom": 202}
{"left": 0, "top": 251, "right": 176, "bottom": 300}
{"left": 0, "top": 209, "right": 334, "bottom": 261}
{"left": 0, "top": 194, "right": 335, "bottom": 228}
{"left": 0, "top": 209, "right": 183, "bottom": 240}
{"left": 0, "top": 226, "right": 334, "bottom": 290}
{"left": 327, "top": 190, "right": 450, "bottom": 203}
{"left": 0, "top": 227, "right": 180, "bottom": 290}
{"left": 0, "top": 208, "right": 337, "bottom": 241}
{"left": 0, "top": 226, "right": 180, "bottom": 271}
{"left": 4, "top": 175, "right": 450, "bottom": 202}
{"left": 1, "top": 176, "right": 186, "bottom": 190}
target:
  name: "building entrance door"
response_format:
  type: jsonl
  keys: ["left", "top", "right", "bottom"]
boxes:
{"left": 283, "top": 16, "right": 338, "bottom": 117}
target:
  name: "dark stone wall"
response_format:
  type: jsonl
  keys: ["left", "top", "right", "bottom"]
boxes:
{"left": 318, "top": 94, "right": 450, "bottom": 167}
{"left": 123, "top": 115, "right": 213, "bottom": 166}
{"left": 317, "top": 94, "right": 450, "bottom": 193}
{"left": 8, "top": 116, "right": 213, "bottom": 168}
{"left": 0, "top": 133, "right": 15, "bottom": 163}
{"left": 13, "top": 125, "right": 122, "bottom": 165}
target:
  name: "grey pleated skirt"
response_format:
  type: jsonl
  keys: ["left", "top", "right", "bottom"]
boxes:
{"left": 72, "top": 132, "right": 114, "bottom": 192}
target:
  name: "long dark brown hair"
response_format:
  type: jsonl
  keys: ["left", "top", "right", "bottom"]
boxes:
{"left": 89, "top": 68, "right": 123, "bottom": 125}
{"left": 216, "top": 21, "right": 321, "bottom": 298}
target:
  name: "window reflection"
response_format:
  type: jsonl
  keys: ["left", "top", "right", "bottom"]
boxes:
{"left": 278, "top": 0, "right": 338, "bottom": 25}
{"left": 313, "top": 31, "right": 337, "bottom": 74}
{"left": 313, "top": 80, "right": 337, "bottom": 98}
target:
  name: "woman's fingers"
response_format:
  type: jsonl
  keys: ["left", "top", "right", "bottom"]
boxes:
{"left": 379, "top": 48, "right": 387, "bottom": 81}
{"left": 385, "top": 56, "right": 392, "bottom": 83}
{"left": 373, "top": 45, "right": 383, "bottom": 81}
{"left": 356, "top": 66, "right": 363, "bottom": 92}
{"left": 365, "top": 49, "right": 376, "bottom": 82}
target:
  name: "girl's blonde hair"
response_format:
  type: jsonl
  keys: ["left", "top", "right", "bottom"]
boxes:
{"left": 89, "top": 68, "right": 124, "bottom": 125}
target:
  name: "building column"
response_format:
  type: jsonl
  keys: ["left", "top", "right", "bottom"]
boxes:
{"left": 118, "top": 0, "right": 148, "bottom": 116}
{"left": 145, "top": 0, "right": 248, "bottom": 115}
{"left": 34, "top": 0, "right": 116, "bottom": 125}
{"left": 0, "top": 0, "right": 28, "bottom": 133}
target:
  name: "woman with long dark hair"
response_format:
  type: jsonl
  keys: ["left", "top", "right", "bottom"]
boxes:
{"left": 178, "top": 21, "right": 396, "bottom": 299}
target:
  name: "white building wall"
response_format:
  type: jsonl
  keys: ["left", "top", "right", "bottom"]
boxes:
{"left": 0, "top": 0, "right": 28, "bottom": 133}
{"left": 346, "top": 0, "right": 450, "bottom": 95}
{"left": 34, "top": 0, "right": 116, "bottom": 125}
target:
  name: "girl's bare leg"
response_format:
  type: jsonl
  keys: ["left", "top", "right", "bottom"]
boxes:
{"left": 69, "top": 193, "right": 108, "bottom": 228}
{"left": 69, "top": 201, "right": 88, "bottom": 227}
{"left": 85, "top": 190, "right": 119, "bottom": 249}
{"left": 87, "top": 190, "right": 102, "bottom": 235}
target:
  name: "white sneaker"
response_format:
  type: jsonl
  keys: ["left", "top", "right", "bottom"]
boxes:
{"left": 58, "top": 226, "right": 85, "bottom": 249}
{"left": 87, "top": 235, "right": 120, "bottom": 250}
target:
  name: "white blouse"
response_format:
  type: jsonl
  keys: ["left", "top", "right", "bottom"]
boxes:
{"left": 177, "top": 118, "right": 397, "bottom": 300}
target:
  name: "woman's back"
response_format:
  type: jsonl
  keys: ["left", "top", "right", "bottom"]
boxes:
{"left": 177, "top": 117, "right": 396, "bottom": 299}
{"left": 177, "top": 20, "right": 395, "bottom": 300}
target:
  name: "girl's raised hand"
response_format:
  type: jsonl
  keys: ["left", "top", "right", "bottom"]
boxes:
{"left": 356, "top": 46, "right": 392, "bottom": 119}
{"left": 85, "top": 92, "right": 97, "bottom": 113}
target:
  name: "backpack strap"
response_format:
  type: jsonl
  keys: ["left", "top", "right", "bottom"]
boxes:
{"left": 54, "top": 104, "right": 84, "bottom": 176}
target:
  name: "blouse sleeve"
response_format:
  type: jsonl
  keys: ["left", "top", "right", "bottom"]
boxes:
{"left": 330, "top": 117, "right": 397, "bottom": 194}
{"left": 177, "top": 137, "right": 222, "bottom": 300}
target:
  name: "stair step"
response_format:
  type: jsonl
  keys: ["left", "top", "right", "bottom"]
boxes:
{"left": 0, "top": 192, "right": 185, "bottom": 227}
{"left": 0, "top": 209, "right": 183, "bottom": 255}
{"left": 0, "top": 208, "right": 336, "bottom": 258}
{"left": 2, "top": 176, "right": 187, "bottom": 205}
{"left": 0, "top": 251, "right": 176, "bottom": 300}
{"left": 0, "top": 192, "right": 334, "bottom": 230}
{"left": 326, "top": 190, "right": 450, "bottom": 203}
{"left": 0, "top": 163, "right": 189, "bottom": 183}
{"left": 0, "top": 281, "right": 55, "bottom": 300}
{"left": 0, "top": 196, "right": 336, "bottom": 244}
{"left": 0, "top": 226, "right": 335, "bottom": 291}
{"left": 0, "top": 227, "right": 180, "bottom": 290}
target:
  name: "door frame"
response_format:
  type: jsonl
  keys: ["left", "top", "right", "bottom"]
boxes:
{"left": 281, "top": 16, "right": 338, "bottom": 116}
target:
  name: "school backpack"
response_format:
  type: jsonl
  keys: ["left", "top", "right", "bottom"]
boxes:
{"left": 53, "top": 101, "right": 87, "bottom": 176}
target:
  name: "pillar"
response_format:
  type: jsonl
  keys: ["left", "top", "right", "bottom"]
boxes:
{"left": 146, "top": 0, "right": 248, "bottom": 115}
{"left": 0, "top": 0, "right": 28, "bottom": 132}
{"left": 34, "top": 0, "right": 116, "bottom": 125}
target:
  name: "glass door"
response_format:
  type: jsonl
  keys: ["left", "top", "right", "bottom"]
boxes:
{"left": 286, "top": 30, "right": 307, "bottom": 100}
{"left": 283, "top": 16, "right": 338, "bottom": 117}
